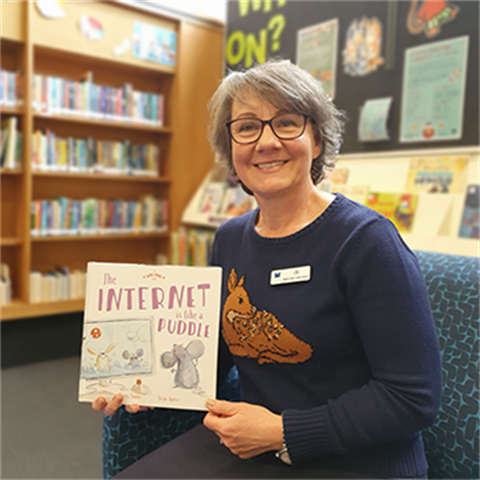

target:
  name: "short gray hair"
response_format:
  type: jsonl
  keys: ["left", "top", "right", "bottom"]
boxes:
{"left": 208, "top": 59, "right": 345, "bottom": 188}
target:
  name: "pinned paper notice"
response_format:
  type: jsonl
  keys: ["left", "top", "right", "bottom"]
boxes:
{"left": 358, "top": 97, "right": 392, "bottom": 142}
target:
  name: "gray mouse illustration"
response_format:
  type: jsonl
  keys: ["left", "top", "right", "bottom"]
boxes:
{"left": 160, "top": 340, "right": 205, "bottom": 389}
{"left": 122, "top": 348, "right": 144, "bottom": 368}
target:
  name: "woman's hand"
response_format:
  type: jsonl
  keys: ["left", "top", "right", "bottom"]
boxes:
{"left": 203, "top": 399, "right": 283, "bottom": 459}
{"left": 92, "top": 394, "right": 151, "bottom": 416}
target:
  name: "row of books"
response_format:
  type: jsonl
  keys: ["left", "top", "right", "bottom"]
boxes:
{"left": 31, "top": 196, "right": 169, "bottom": 237}
{"left": 0, "top": 69, "right": 22, "bottom": 109}
{"left": 1, "top": 117, "right": 22, "bottom": 169}
{"left": 171, "top": 228, "right": 216, "bottom": 267}
{"left": 0, "top": 264, "right": 12, "bottom": 306}
{"left": 30, "top": 267, "right": 86, "bottom": 303}
{"left": 32, "top": 73, "right": 164, "bottom": 126}
{"left": 32, "top": 130, "right": 160, "bottom": 175}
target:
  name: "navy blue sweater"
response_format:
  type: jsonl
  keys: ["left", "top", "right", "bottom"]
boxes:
{"left": 210, "top": 194, "right": 442, "bottom": 478}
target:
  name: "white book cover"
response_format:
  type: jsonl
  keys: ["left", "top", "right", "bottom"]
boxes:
{"left": 78, "top": 262, "right": 222, "bottom": 411}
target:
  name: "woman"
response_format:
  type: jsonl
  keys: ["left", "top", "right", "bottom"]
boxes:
{"left": 94, "top": 59, "right": 442, "bottom": 479}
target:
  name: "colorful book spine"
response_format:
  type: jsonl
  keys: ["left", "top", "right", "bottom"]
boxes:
{"left": 31, "top": 74, "right": 164, "bottom": 126}
{"left": 30, "top": 197, "right": 168, "bottom": 237}
{"left": 31, "top": 130, "right": 159, "bottom": 176}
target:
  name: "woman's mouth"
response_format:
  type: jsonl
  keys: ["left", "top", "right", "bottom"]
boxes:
{"left": 255, "top": 161, "right": 287, "bottom": 169}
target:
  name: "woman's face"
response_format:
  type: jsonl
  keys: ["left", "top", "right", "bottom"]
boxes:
{"left": 230, "top": 94, "right": 320, "bottom": 201}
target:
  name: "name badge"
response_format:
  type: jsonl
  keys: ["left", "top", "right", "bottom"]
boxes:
{"left": 270, "top": 266, "right": 311, "bottom": 286}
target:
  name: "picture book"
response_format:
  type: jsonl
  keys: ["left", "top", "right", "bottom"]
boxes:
{"left": 366, "top": 192, "right": 418, "bottom": 233}
{"left": 404, "top": 157, "right": 469, "bottom": 193}
{"left": 197, "top": 182, "right": 226, "bottom": 215}
{"left": 458, "top": 185, "right": 479, "bottom": 239}
{"left": 79, "top": 262, "right": 222, "bottom": 411}
{"left": 220, "top": 185, "right": 256, "bottom": 217}
{"left": 330, "top": 184, "right": 370, "bottom": 205}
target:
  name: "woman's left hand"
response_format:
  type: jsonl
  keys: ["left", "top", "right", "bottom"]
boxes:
{"left": 203, "top": 399, "right": 283, "bottom": 459}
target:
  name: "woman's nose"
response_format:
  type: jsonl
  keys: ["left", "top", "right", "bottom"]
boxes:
{"left": 256, "top": 123, "right": 281, "bottom": 148}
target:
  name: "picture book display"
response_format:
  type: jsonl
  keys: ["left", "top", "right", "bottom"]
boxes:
{"left": 366, "top": 192, "right": 418, "bottom": 233}
{"left": 404, "top": 157, "right": 469, "bottom": 193}
{"left": 79, "top": 262, "right": 222, "bottom": 411}
{"left": 458, "top": 185, "right": 479, "bottom": 239}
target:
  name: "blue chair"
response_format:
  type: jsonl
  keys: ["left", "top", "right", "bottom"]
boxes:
{"left": 415, "top": 251, "right": 479, "bottom": 479}
{"left": 102, "top": 251, "right": 479, "bottom": 479}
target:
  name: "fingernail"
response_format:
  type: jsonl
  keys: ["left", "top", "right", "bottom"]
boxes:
{"left": 206, "top": 398, "right": 216, "bottom": 409}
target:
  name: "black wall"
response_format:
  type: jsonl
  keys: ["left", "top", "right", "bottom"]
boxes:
{"left": 225, "top": 0, "right": 479, "bottom": 153}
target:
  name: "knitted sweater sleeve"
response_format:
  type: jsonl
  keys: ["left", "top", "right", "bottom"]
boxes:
{"left": 282, "top": 218, "right": 442, "bottom": 463}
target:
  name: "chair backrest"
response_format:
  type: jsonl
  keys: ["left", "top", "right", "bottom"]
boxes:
{"left": 415, "top": 251, "right": 479, "bottom": 480}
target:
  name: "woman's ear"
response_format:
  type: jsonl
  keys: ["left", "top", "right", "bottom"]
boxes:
{"left": 313, "top": 137, "right": 322, "bottom": 160}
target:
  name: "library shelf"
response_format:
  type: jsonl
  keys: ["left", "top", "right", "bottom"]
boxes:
{"left": 0, "top": 168, "right": 23, "bottom": 176}
{"left": 32, "top": 171, "right": 172, "bottom": 184}
{"left": 31, "top": 232, "right": 169, "bottom": 243}
{"left": 1, "top": 238, "right": 22, "bottom": 247}
{"left": 1, "top": 1, "right": 225, "bottom": 321}
{"left": 32, "top": 112, "right": 173, "bottom": 133}
{"left": 1, "top": 298, "right": 85, "bottom": 322}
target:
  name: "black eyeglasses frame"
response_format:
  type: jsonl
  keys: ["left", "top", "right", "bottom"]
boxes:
{"left": 226, "top": 113, "right": 308, "bottom": 145}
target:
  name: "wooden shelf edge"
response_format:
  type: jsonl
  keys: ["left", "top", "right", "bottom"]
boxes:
{"left": 32, "top": 171, "right": 172, "bottom": 183}
{"left": 33, "top": 112, "right": 173, "bottom": 133}
{"left": 1, "top": 238, "right": 22, "bottom": 246}
{"left": 0, "top": 168, "right": 23, "bottom": 175}
{"left": 0, "top": 106, "right": 24, "bottom": 115}
{"left": 31, "top": 231, "right": 170, "bottom": 242}
{"left": 1, "top": 298, "right": 85, "bottom": 321}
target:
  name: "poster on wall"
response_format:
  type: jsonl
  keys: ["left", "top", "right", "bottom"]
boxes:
{"left": 296, "top": 18, "right": 338, "bottom": 98}
{"left": 133, "top": 22, "right": 176, "bottom": 66}
{"left": 358, "top": 97, "right": 392, "bottom": 142}
{"left": 407, "top": 0, "right": 460, "bottom": 38}
{"left": 400, "top": 35, "right": 468, "bottom": 143}
{"left": 342, "top": 16, "right": 384, "bottom": 76}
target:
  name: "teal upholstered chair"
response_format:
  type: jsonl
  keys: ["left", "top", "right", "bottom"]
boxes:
{"left": 102, "top": 251, "right": 479, "bottom": 479}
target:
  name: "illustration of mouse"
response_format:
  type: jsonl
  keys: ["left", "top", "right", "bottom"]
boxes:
{"left": 160, "top": 340, "right": 205, "bottom": 389}
{"left": 87, "top": 343, "right": 115, "bottom": 373}
{"left": 122, "top": 348, "right": 144, "bottom": 368}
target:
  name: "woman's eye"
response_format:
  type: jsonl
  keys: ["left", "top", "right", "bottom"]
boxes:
{"left": 239, "top": 122, "right": 258, "bottom": 132}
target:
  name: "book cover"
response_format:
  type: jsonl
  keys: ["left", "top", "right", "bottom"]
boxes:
{"left": 197, "top": 182, "right": 226, "bottom": 215}
{"left": 404, "top": 157, "right": 469, "bottom": 193}
{"left": 458, "top": 185, "right": 479, "bottom": 239}
{"left": 366, "top": 192, "right": 418, "bottom": 233}
{"left": 78, "top": 262, "right": 222, "bottom": 411}
{"left": 221, "top": 185, "right": 256, "bottom": 217}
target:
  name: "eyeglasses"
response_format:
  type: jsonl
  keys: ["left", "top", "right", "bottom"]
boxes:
{"left": 226, "top": 113, "right": 308, "bottom": 144}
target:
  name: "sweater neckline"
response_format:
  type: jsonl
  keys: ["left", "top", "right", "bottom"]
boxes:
{"left": 247, "top": 193, "right": 344, "bottom": 244}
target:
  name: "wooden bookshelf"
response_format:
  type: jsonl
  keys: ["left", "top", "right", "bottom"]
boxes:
{"left": 1, "top": 1, "right": 224, "bottom": 320}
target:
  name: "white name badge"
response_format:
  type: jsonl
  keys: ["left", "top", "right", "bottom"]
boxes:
{"left": 270, "top": 266, "right": 311, "bottom": 286}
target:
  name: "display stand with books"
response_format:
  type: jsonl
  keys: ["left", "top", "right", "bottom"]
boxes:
{"left": 183, "top": 147, "right": 479, "bottom": 260}
{"left": 1, "top": 1, "right": 224, "bottom": 320}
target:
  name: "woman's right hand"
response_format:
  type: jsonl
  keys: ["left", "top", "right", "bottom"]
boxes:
{"left": 92, "top": 394, "right": 150, "bottom": 416}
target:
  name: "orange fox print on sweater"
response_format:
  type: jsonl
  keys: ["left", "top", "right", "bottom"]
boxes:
{"left": 222, "top": 268, "right": 313, "bottom": 365}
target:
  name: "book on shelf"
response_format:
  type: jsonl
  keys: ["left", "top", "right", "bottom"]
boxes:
{"left": 31, "top": 197, "right": 168, "bottom": 237}
{"left": 171, "top": 228, "right": 216, "bottom": 267}
{"left": 78, "top": 262, "right": 222, "bottom": 411}
{"left": 32, "top": 130, "right": 159, "bottom": 176}
{"left": 331, "top": 184, "right": 370, "bottom": 205}
{"left": 30, "top": 267, "right": 86, "bottom": 303}
{"left": 458, "top": 185, "right": 480, "bottom": 239}
{"left": 0, "top": 68, "right": 23, "bottom": 109}
{"left": 366, "top": 192, "right": 419, "bottom": 233}
{"left": 0, "top": 263, "right": 12, "bottom": 306}
{"left": 220, "top": 186, "right": 256, "bottom": 217}
{"left": 404, "top": 157, "right": 469, "bottom": 194}
{"left": 32, "top": 73, "right": 164, "bottom": 126}
{"left": 1, "top": 116, "right": 22, "bottom": 169}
